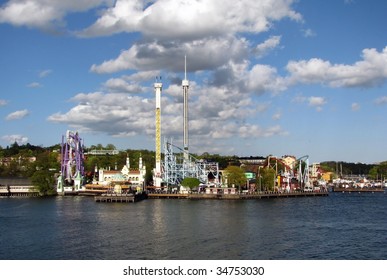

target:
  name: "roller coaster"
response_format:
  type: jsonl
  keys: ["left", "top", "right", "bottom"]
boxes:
{"left": 57, "top": 130, "right": 85, "bottom": 194}
{"left": 162, "top": 139, "right": 220, "bottom": 187}
{"left": 265, "top": 155, "right": 311, "bottom": 190}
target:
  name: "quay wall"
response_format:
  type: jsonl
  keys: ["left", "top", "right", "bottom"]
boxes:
{"left": 148, "top": 191, "right": 329, "bottom": 200}
{"left": 332, "top": 187, "right": 384, "bottom": 193}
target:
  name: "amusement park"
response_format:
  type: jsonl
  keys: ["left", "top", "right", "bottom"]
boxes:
{"left": 53, "top": 59, "right": 328, "bottom": 198}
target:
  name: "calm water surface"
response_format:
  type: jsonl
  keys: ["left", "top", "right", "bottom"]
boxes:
{"left": 0, "top": 192, "right": 386, "bottom": 260}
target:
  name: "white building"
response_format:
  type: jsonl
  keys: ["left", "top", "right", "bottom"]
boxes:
{"left": 96, "top": 155, "right": 146, "bottom": 187}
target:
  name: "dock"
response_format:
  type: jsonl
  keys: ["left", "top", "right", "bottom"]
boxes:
{"left": 148, "top": 191, "right": 329, "bottom": 200}
{"left": 332, "top": 187, "right": 385, "bottom": 193}
{"left": 94, "top": 192, "right": 147, "bottom": 203}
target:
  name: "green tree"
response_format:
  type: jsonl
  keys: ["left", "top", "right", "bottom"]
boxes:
{"left": 368, "top": 161, "right": 387, "bottom": 180}
{"left": 224, "top": 165, "right": 246, "bottom": 191}
{"left": 105, "top": 143, "right": 117, "bottom": 150}
{"left": 31, "top": 170, "right": 56, "bottom": 196}
{"left": 260, "top": 167, "right": 276, "bottom": 191}
{"left": 181, "top": 177, "right": 200, "bottom": 192}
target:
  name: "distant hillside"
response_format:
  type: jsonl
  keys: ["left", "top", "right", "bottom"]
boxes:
{"left": 320, "top": 161, "right": 376, "bottom": 176}
{"left": 0, "top": 142, "right": 382, "bottom": 178}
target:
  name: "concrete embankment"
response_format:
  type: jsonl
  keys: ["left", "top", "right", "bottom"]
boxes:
{"left": 148, "top": 191, "right": 328, "bottom": 200}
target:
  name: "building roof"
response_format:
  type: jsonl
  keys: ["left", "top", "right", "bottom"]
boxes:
{"left": 103, "top": 170, "right": 121, "bottom": 174}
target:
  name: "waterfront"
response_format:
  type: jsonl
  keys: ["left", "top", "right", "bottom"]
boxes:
{"left": 0, "top": 192, "right": 386, "bottom": 260}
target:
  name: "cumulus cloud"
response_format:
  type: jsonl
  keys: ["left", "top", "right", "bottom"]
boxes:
{"left": 27, "top": 82, "right": 42, "bottom": 88}
{"left": 302, "top": 28, "right": 316, "bottom": 38}
{"left": 91, "top": 36, "right": 249, "bottom": 74}
{"left": 272, "top": 112, "right": 282, "bottom": 120}
{"left": 291, "top": 94, "right": 327, "bottom": 111}
{"left": 39, "top": 69, "right": 52, "bottom": 78}
{"left": 255, "top": 36, "right": 282, "bottom": 58}
{"left": 246, "top": 64, "right": 287, "bottom": 94}
{"left": 48, "top": 79, "right": 288, "bottom": 151}
{"left": 374, "top": 96, "right": 387, "bottom": 105}
{"left": 351, "top": 102, "right": 360, "bottom": 111}
{"left": 5, "top": 109, "right": 29, "bottom": 120}
{"left": 256, "top": 102, "right": 271, "bottom": 113}
{"left": 48, "top": 92, "right": 155, "bottom": 136}
{"left": 0, "top": 0, "right": 112, "bottom": 29}
{"left": 124, "top": 70, "right": 161, "bottom": 83}
{"left": 78, "top": 0, "right": 301, "bottom": 38}
{"left": 103, "top": 77, "right": 146, "bottom": 93}
{"left": 286, "top": 47, "right": 387, "bottom": 88}
{"left": 308, "top": 96, "right": 327, "bottom": 111}
{"left": 2, "top": 134, "right": 29, "bottom": 144}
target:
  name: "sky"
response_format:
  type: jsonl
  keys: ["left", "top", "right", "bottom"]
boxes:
{"left": 0, "top": 0, "right": 387, "bottom": 164}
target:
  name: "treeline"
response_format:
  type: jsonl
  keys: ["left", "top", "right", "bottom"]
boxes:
{"left": 320, "top": 161, "right": 377, "bottom": 176}
{"left": 1, "top": 142, "right": 386, "bottom": 180}
{"left": 0, "top": 142, "right": 60, "bottom": 177}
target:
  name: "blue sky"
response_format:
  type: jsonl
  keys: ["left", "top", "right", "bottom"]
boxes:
{"left": 1, "top": 0, "right": 387, "bottom": 164}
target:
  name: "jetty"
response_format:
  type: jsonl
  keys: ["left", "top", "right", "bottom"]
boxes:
{"left": 332, "top": 187, "right": 385, "bottom": 193}
{"left": 148, "top": 191, "right": 328, "bottom": 200}
{"left": 94, "top": 192, "right": 147, "bottom": 203}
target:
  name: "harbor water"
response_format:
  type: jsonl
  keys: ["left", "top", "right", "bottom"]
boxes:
{"left": 0, "top": 192, "right": 386, "bottom": 260}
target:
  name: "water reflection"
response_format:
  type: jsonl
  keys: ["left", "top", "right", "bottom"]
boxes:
{"left": 1, "top": 193, "right": 386, "bottom": 259}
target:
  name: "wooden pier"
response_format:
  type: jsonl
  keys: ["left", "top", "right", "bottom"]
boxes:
{"left": 332, "top": 187, "right": 385, "bottom": 193}
{"left": 94, "top": 192, "right": 147, "bottom": 203}
{"left": 148, "top": 191, "right": 328, "bottom": 200}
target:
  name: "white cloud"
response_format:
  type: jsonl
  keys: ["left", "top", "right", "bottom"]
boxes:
{"left": 78, "top": 0, "right": 301, "bottom": 38}
{"left": 5, "top": 109, "right": 29, "bottom": 120}
{"left": 124, "top": 70, "right": 161, "bottom": 83}
{"left": 48, "top": 92, "right": 156, "bottom": 136}
{"left": 302, "top": 28, "right": 316, "bottom": 38}
{"left": 308, "top": 96, "right": 327, "bottom": 111}
{"left": 291, "top": 94, "right": 327, "bottom": 111}
{"left": 246, "top": 64, "right": 287, "bottom": 94}
{"left": 374, "top": 96, "right": 387, "bottom": 105}
{"left": 308, "top": 96, "right": 327, "bottom": 106}
{"left": 256, "top": 102, "right": 271, "bottom": 113}
{"left": 255, "top": 36, "right": 281, "bottom": 58}
{"left": 208, "top": 123, "right": 287, "bottom": 140}
{"left": 0, "top": 99, "right": 7, "bottom": 106}
{"left": 0, "top": 0, "right": 112, "bottom": 29}
{"left": 91, "top": 36, "right": 249, "bottom": 74}
{"left": 351, "top": 102, "right": 360, "bottom": 111}
{"left": 39, "top": 69, "right": 52, "bottom": 78}
{"left": 2, "top": 134, "right": 29, "bottom": 144}
{"left": 47, "top": 78, "right": 288, "bottom": 150}
{"left": 286, "top": 46, "right": 387, "bottom": 88}
{"left": 27, "top": 82, "right": 42, "bottom": 88}
{"left": 272, "top": 112, "right": 282, "bottom": 120}
{"left": 103, "top": 78, "right": 145, "bottom": 93}
{"left": 291, "top": 94, "right": 307, "bottom": 103}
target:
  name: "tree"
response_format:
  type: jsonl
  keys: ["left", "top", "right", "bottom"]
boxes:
{"left": 105, "top": 143, "right": 116, "bottom": 150}
{"left": 368, "top": 161, "right": 387, "bottom": 180}
{"left": 224, "top": 165, "right": 246, "bottom": 191}
{"left": 260, "top": 167, "right": 276, "bottom": 191}
{"left": 31, "top": 170, "right": 57, "bottom": 196}
{"left": 181, "top": 177, "right": 200, "bottom": 192}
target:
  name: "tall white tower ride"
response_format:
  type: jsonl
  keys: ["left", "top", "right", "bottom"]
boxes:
{"left": 182, "top": 56, "right": 189, "bottom": 161}
{"left": 154, "top": 78, "right": 163, "bottom": 188}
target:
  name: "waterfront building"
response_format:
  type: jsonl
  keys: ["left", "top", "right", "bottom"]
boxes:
{"left": 310, "top": 162, "right": 323, "bottom": 180}
{"left": 0, "top": 177, "right": 39, "bottom": 197}
{"left": 95, "top": 155, "right": 146, "bottom": 188}
{"left": 282, "top": 155, "right": 297, "bottom": 169}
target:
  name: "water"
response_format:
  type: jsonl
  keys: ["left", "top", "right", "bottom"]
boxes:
{"left": 0, "top": 192, "right": 386, "bottom": 260}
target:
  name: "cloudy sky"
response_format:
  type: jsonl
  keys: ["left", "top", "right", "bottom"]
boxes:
{"left": 1, "top": 0, "right": 387, "bottom": 163}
